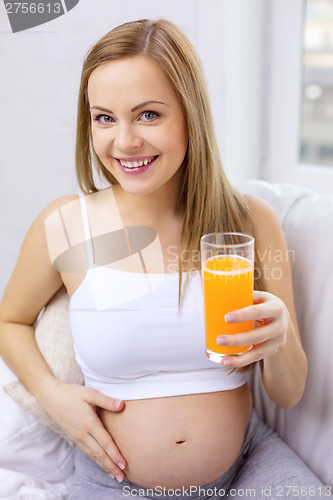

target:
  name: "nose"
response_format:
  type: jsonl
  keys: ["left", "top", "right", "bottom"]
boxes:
{"left": 114, "top": 122, "right": 143, "bottom": 152}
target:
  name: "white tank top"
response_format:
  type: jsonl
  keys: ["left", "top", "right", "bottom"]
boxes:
{"left": 68, "top": 195, "right": 247, "bottom": 400}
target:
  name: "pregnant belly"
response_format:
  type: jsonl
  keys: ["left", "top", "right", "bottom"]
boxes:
{"left": 99, "top": 384, "right": 252, "bottom": 489}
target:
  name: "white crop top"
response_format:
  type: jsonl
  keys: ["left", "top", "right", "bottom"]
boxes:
{"left": 68, "top": 195, "right": 247, "bottom": 400}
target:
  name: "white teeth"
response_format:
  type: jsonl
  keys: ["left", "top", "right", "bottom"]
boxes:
{"left": 120, "top": 157, "right": 155, "bottom": 168}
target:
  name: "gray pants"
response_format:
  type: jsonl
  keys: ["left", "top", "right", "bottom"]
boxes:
{"left": 68, "top": 409, "right": 329, "bottom": 499}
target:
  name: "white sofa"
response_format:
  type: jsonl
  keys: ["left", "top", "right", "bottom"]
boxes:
{"left": 0, "top": 180, "right": 332, "bottom": 498}
{"left": 239, "top": 180, "right": 333, "bottom": 489}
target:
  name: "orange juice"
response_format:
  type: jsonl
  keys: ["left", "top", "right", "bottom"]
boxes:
{"left": 203, "top": 255, "right": 253, "bottom": 357}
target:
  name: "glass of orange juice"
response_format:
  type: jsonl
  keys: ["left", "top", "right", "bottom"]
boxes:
{"left": 200, "top": 232, "right": 254, "bottom": 363}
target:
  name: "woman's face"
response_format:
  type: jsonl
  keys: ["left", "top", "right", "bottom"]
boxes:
{"left": 88, "top": 55, "right": 188, "bottom": 198}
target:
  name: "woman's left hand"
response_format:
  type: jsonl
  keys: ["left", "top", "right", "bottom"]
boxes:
{"left": 215, "top": 290, "right": 289, "bottom": 369}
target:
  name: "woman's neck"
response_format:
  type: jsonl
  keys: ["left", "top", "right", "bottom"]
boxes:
{"left": 112, "top": 175, "right": 184, "bottom": 226}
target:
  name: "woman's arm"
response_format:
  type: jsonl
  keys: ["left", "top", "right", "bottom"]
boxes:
{"left": 0, "top": 196, "right": 127, "bottom": 480}
{"left": 216, "top": 195, "right": 307, "bottom": 409}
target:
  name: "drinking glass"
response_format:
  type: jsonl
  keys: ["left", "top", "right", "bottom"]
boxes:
{"left": 200, "top": 232, "right": 254, "bottom": 363}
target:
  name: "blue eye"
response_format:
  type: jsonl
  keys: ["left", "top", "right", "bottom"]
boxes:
{"left": 94, "top": 114, "right": 114, "bottom": 124}
{"left": 140, "top": 111, "right": 160, "bottom": 121}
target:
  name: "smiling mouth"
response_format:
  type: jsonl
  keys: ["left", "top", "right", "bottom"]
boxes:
{"left": 117, "top": 155, "right": 158, "bottom": 169}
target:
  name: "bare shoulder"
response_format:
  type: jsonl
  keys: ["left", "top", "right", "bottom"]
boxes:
{"left": 244, "top": 193, "right": 290, "bottom": 280}
{"left": 244, "top": 194, "right": 286, "bottom": 248}
{"left": 0, "top": 194, "right": 80, "bottom": 325}
{"left": 38, "top": 193, "right": 80, "bottom": 222}
{"left": 244, "top": 194, "right": 295, "bottom": 298}
{"left": 244, "top": 194, "right": 280, "bottom": 227}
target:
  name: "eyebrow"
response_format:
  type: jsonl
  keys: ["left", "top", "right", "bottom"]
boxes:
{"left": 90, "top": 100, "right": 169, "bottom": 114}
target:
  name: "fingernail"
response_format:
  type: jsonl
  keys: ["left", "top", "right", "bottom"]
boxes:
{"left": 225, "top": 313, "right": 235, "bottom": 323}
{"left": 216, "top": 336, "right": 226, "bottom": 345}
{"left": 112, "top": 399, "right": 123, "bottom": 410}
{"left": 116, "top": 474, "right": 123, "bottom": 483}
{"left": 118, "top": 462, "right": 125, "bottom": 470}
{"left": 221, "top": 358, "right": 233, "bottom": 367}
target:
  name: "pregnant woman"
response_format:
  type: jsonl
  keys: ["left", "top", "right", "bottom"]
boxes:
{"left": 0, "top": 19, "right": 325, "bottom": 499}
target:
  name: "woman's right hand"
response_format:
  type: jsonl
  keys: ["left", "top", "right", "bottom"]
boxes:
{"left": 40, "top": 379, "right": 127, "bottom": 481}
{"left": 0, "top": 198, "right": 124, "bottom": 481}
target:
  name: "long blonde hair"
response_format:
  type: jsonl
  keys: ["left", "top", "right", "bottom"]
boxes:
{"left": 75, "top": 19, "right": 262, "bottom": 303}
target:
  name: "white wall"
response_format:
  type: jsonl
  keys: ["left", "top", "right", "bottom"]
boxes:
{"left": 0, "top": 0, "right": 264, "bottom": 298}
{"left": 220, "top": 0, "right": 265, "bottom": 184}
